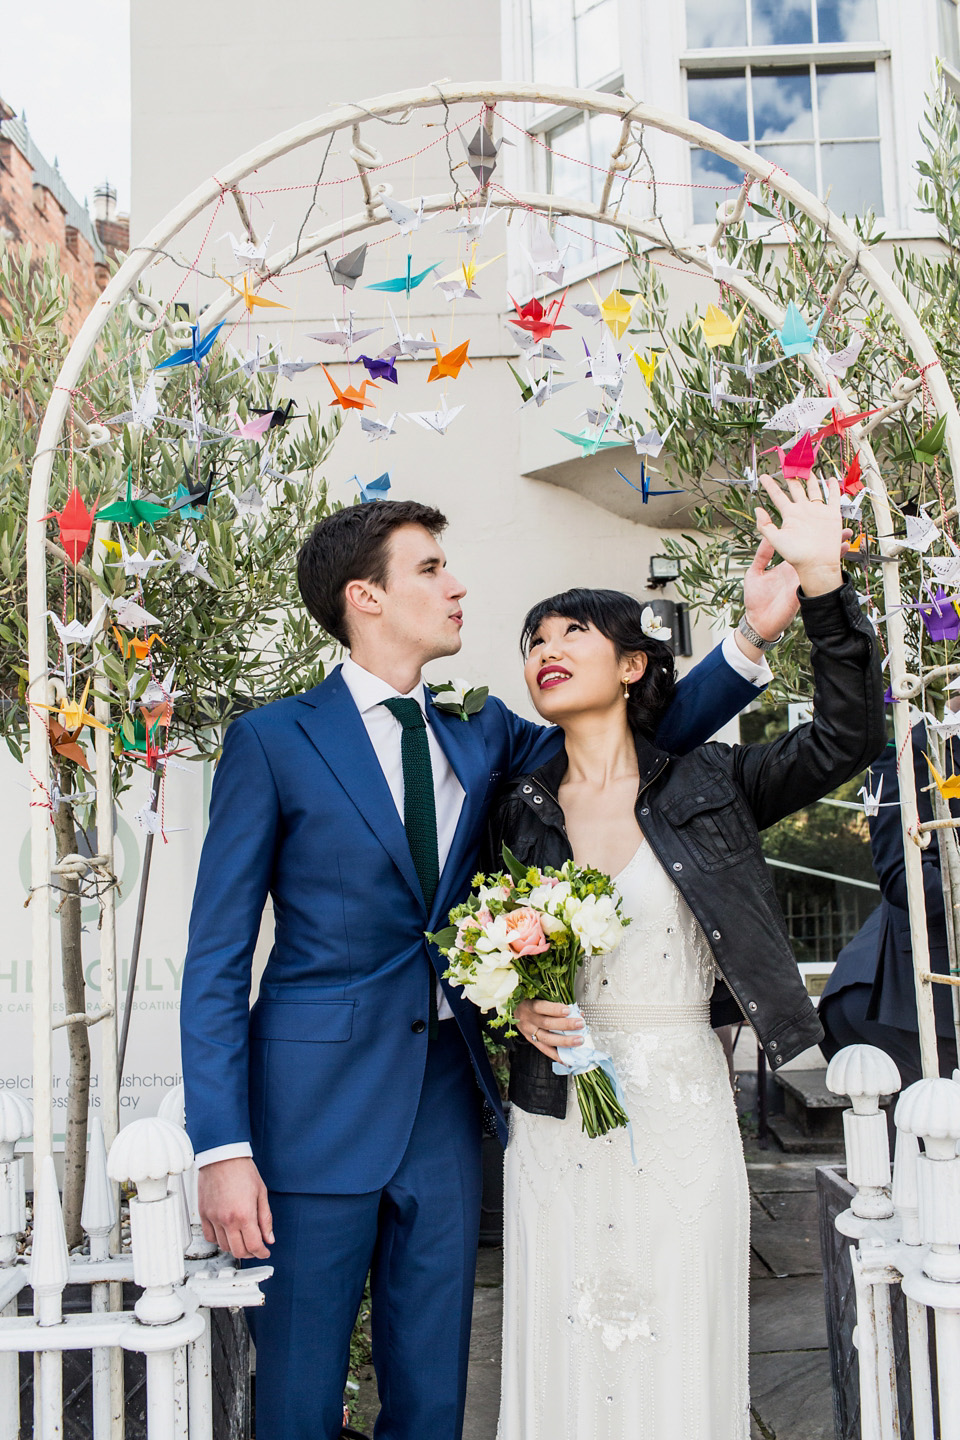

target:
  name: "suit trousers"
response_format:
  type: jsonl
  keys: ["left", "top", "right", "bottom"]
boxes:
{"left": 247, "top": 1020, "right": 483, "bottom": 1440}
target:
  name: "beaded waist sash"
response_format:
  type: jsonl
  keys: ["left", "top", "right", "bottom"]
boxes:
{"left": 579, "top": 1001, "right": 711, "bottom": 1029}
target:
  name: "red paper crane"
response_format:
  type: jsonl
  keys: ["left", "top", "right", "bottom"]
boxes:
{"left": 508, "top": 291, "right": 571, "bottom": 343}
{"left": 761, "top": 431, "right": 822, "bottom": 481}
{"left": 812, "top": 406, "right": 881, "bottom": 443}
{"left": 42, "top": 487, "right": 98, "bottom": 565}
{"left": 842, "top": 453, "right": 864, "bottom": 497}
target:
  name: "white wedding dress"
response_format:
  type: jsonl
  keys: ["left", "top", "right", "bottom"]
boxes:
{"left": 498, "top": 839, "right": 750, "bottom": 1440}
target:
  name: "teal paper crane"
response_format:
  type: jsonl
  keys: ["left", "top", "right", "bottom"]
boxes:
{"left": 366, "top": 255, "right": 440, "bottom": 295}
{"left": 98, "top": 466, "right": 169, "bottom": 526}
{"left": 155, "top": 321, "right": 226, "bottom": 371}
{"left": 555, "top": 412, "right": 624, "bottom": 455}
{"left": 772, "top": 302, "right": 826, "bottom": 358}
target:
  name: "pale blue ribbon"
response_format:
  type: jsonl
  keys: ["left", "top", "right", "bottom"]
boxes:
{"left": 550, "top": 1002, "right": 637, "bottom": 1164}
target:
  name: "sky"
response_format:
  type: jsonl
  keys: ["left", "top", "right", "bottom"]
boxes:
{"left": 0, "top": 0, "right": 131, "bottom": 215}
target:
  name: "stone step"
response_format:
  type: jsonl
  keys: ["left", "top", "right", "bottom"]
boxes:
{"left": 766, "top": 1112, "right": 846, "bottom": 1156}
{"left": 772, "top": 1068, "right": 896, "bottom": 1147}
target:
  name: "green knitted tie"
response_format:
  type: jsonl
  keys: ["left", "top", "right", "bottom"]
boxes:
{"left": 381, "top": 697, "right": 440, "bottom": 1036}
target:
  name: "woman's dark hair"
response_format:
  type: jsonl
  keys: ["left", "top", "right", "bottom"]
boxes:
{"left": 297, "top": 499, "right": 447, "bottom": 647}
{"left": 520, "top": 588, "right": 677, "bottom": 740}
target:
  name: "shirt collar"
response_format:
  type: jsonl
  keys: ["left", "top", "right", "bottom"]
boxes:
{"left": 341, "top": 655, "right": 428, "bottom": 717}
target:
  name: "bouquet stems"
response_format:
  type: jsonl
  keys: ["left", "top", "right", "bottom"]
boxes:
{"left": 538, "top": 978, "right": 630, "bottom": 1140}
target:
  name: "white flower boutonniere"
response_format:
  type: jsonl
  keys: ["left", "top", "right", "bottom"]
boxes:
{"left": 428, "top": 678, "right": 489, "bottom": 722}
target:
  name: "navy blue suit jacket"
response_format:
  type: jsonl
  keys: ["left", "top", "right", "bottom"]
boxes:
{"left": 822, "top": 725, "right": 956, "bottom": 1039}
{"left": 180, "top": 646, "right": 761, "bottom": 1193}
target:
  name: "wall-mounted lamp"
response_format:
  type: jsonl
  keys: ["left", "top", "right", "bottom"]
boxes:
{"left": 647, "top": 555, "right": 681, "bottom": 590}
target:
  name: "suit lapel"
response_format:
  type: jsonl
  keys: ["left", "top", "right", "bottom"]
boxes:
{"left": 295, "top": 669, "right": 424, "bottom": 908}
{"left": 425, "top": 693, "right": 489, "bottom": 925}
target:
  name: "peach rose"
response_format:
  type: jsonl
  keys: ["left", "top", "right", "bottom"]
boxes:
{"left": 502, "top": 907, "right": 551, "bottom": 957}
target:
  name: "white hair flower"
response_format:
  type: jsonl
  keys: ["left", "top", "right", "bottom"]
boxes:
{"left": 640, "top": 606, "right": 672, "bottom": 643}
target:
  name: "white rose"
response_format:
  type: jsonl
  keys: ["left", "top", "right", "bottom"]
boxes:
{"left": 464, "top": 956, "right": 519, "bottom": 1012}
{"left": 568, "top": 893, "right": 624, "bottom": 954}
{"left": 539, "top": 910, "right": 567, "bottom": 937}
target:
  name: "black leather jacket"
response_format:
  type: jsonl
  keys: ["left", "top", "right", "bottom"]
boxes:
{"left": 486, "top": 580, "right": 884, "bottom": 1120}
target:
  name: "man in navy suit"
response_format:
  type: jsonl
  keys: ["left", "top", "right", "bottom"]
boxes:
{"left": 180, "top": 499, "right": 800, "bottom": 1439}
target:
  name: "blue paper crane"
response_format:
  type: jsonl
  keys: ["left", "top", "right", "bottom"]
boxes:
{"left": 155, "top": 321, "right": 227, "bottom": 371}
{"left": 366, "top": 255, "right": 440, "bottom": 295}
{"left": 351, "top": 472, "right": 392, "bottom": 503}
{"left": 772, "top": 302, "right": 826, "bottom": 358}
{"left": 615, "top": 463, "right": 684, "bottom": 504}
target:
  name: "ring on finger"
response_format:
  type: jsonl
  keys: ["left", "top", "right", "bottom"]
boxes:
{"left": 532, "top": 1027, "right": 539, "bottom": 1043}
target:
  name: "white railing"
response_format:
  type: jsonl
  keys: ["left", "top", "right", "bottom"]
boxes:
{"left": 827, "top": 1043, "right": 960, "bottom": 1440}
{"left": 0, "top": 1090, "right": 269, "bottom": 1440}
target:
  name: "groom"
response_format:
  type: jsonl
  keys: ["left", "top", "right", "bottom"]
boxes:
{"left": 180, "top": 499, "right": 798, "bottom": 1440}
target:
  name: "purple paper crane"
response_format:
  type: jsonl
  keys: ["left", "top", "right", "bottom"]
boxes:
{"left": 917, "top": 585, "right": 960, "bottom": 642}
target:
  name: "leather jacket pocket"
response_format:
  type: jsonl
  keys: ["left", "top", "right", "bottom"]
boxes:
{"left": 662, "top": 779, "right": 754, "bottom": 871}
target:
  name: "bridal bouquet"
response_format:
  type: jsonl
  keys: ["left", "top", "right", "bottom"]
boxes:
{"left": 428, "top": 847, "right": 631, "bottom": 1140}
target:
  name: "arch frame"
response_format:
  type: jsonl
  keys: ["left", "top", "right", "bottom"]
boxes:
{"left": 25, "top": 80, "right": 956, "bottom": 1165}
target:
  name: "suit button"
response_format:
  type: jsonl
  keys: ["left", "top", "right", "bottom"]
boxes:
{"left": 411, "top": 1020, "right": 426, "bottom": 1034}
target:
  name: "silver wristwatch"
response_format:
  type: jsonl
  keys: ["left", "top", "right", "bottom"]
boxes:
{"left": 738, "top": 615, "right": 783, "bottom": 652}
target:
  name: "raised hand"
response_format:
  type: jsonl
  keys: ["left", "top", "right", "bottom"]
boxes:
{"left": 754, "top": 474, "right": 844, "bottom": 599}
{"left": 742, "top": 537, "right": 802, "bottom": 644}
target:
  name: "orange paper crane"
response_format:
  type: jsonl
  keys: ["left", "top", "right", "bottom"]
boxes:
{"left": 42, "top": 487, "right": 98, "bottom": 565}
{"left": 35, "top": 678, "right": 109, "bottom": 734}
{"left": 112, "top": 627, "right": 165, "bottom": 661}
{"left": 428, "top": 335, "right": 472, "bottom": 383}
{"left": 47, "top": 717, "right": 90, "bottom": 770}
{"left": 220, "top": 271, "right": 289, "bottom": 313}
{"left": 924, "top": 752, "right": 960, "bottom": 800}
{"left": 508, "top": 291, "right": 571, "bottom": 343}
{"left": 321, "top": 364, "right": 379, "bottom": 411}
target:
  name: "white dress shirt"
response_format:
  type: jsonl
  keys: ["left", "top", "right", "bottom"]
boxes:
{"left": 195, "top": 637, "right": 767, "bottom": 1167}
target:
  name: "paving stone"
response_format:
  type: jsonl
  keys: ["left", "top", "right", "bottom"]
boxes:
{"left": 751, "top": 1246, "right": 774, "bottom": 1278}
{"left": 755, "top": 1190, "right": 821, "bottom": 1225}
{"left": 463, "top": 1283, "right": 504, "bottom": 1440}
{"left": 475, "top": 1246, "right": 504, "bottom": 1288}
{"left": 750, "top": 1276, "right": 828, "bottom": 1353}
{"left": 750, "top": 1349, "right": 836, "bottom": 1440}
{"left": 751, "top": 1220, "right": 823, "bottom": 1277}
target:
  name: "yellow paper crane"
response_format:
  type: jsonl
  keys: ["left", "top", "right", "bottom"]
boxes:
{"left": 697, "top": 301, "right": 749, "bottom": 350}
{"left": 220, "top": 272, "right": 289, "bottom": 313}
{"left": 437, "top": 244, "right": 505, "bottom": 297}
{"left": 924, "top": 752, "right": 960, "bottom": 800}
{"left": 35, "top": 678, "right": 110, "bottom": 734}
{"left": 635, "top": 351, "right": 659, "bottom": 386}
{"left": 587, "top": 282, "right": 637, "bottom": 340}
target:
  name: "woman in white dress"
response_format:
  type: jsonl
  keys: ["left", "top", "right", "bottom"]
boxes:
{"left": 486, "top": 475, "right": 883, "bottom": 1440}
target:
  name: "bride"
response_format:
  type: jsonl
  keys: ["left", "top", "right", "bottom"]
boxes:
{"left": 486, "top": 473, "right": 883, "bottom": 1439}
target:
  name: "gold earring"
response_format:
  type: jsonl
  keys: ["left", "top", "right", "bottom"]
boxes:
{"left": 623, "top": 679, "right": 630, "bottom": 700}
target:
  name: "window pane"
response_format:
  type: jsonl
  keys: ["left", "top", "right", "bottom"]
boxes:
{"left": 756, "top": 142, "right": 817, "bottom": 192}
{"left": 690, "top": 149, "right": 746, "bottom": 223}
{"left": 531, "top": 0, "right": 577, "bottom": 87}
{"left": 817, "top": 0, "right": 878, "bottom": 43}
{"left": 687, "top": 72, "right": 749, "bottom": 141}
{"left": 751, "top": 0, "right": 814, "bottom": 45}
{"left": 588, "top": 111, "right": 626, "bottom": 201}
{"left": 685, "top": 0, "right": 747, "bottom": 47}
{"left": 821, "top": 140, "right": 882, "bottom": 213}
{"left": 753, "top": 68, "right": 814, "bottom": 143}
{"left": 938, "top": 0, "right": 960, "bottom": 67}
{"left": 575, "top": 0, "right": 621, "bottom": 84}
{"left": 548, "top": 116, "right": 591, "bottom": 203}
{"left": 817, "top": 65, "right": 878, "bottom": 139}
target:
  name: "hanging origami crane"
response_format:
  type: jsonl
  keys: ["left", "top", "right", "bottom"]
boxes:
{"left": 405, "top": 396, "right": 465, "bottom": 434}
{"left": 324, "top": 244, "right": 367, "bottom": 289}
{"left": 841, "top": 452, "right": 865, "bottom": 496}
{"left": 42, "top": 487, "right": 98, "bottom": 565}
{"left": 462, "top": 125, "right": 507, "bottom": 186}
{"left": 817, "top": 333, "right": 865, "bottom": 378}
{"left": 379, "top": 304, "right": 436, "bottom": 359}
{"left": 627, "top": 420, "right": 677, "bottom": 458}
{"left": 351, "top": 472, "right": 392, "bottom": 502}
{"left": 915, "top": 585, "right": 960, "bottom": 642}
{"left": 521, "top": 217, "right": 570, "bottom": 286}
{"left": 221, "top": 225, "right": 274, "bottom": 269}
{"left": 227, "top": 335, "right": 274, "bottom": 380}
{"left": 761, "top": 431, "right": 822, "bottom": 481}
{"left": 47, "top": 717, "right": 90, "bottom": 770}
{"left": 897, "top": 413, "right": 948, "bottom": 464}
{"left": 697, "top": 301, "right": 748, "bottom": 349}
{"left": 360, "top": 411, "right": 400, "bottom": 442}
{"left": 249, "top": 399, "right": 297, "bottom": 431}
{"left": 260, "top": 349, "right": 316, "bottom": 379}
{"left": 727, "top": 349, "right": 784, "bottom": 382}
{"left": 381, "top": 196, "right": 427, "bottom": 235}
{"left": 107, "top": 535, "right": 167, "bottom": 580}
{"left": 35, "top": 677, "right": 109, "bottom": 734}
{"left": 508, "top": 364, "right": 574, "bottom": 409}
{"left": 586, "top": 283, "right": 638, "bottom": 340}
{"left": 233, "top": 410, "right": 274, "bottom": 441}
{"left": 583, "top": 333, "right": 628, "bottom": 392}
{"left": 113, "top": 627, "right": 165, "bottom": 661}
{"left": 615, "top": 464, "right": 684, "bottom": 503}
{"left": 858, "top": 772, "right": 883, "bottom": 817}
{"left": 169, "top": 462, "right": 226, "bottom": 517}
{"left": 99, "top": 468, "right": 169, "bottom": 526}
{"left": 924, "top": 752, "right": 960, "bottom": 800}
{"left": 772, "top": 302, "right": 826, "bottom": 357}
{"left": 635, "top": 352, "right": 659, "bottom": 386}
{"left": 322, "top": 365, "right": 379, "bottom": 411}
{"left": 111, "top": 596, "right": 162, "bottom": 629}
{"left": 154, "top": 321, "right": 226, "bottom": 371}
{"left": 164, "top": 538, "right": 215, "bottom": 585}
{"left": 813, "top": 406, "right": 882, "bottom": 443}
{"left": 447, "top": 195, "right": 498, "bottom": 242}
{"left": 359, "top": 355, "right": 399, "bottom": 384}
{"left": 428, "top": 337, "right": 472, "bottom": 383}
{"left": 509, "top": 292, "right": 571, "bottom": 343}
{"left": 307, "top": 313, "right": 380, "bottom": 351}
{"left": 704, "top": 244, "right": 746, "bottom": 283}
{"left": 220, "top": 272, "right": 289, "bottom": 314}
{"left": 433, "top": 246, "right": 504, "bottom": 302}
{"left": 766, "top": 392, "right": 838, "bottom": 433}
{"left": 108, "top": 373, "right": 161, "bottom": 431}
{"left": 555, "top": 413, "right": 623, "bottom": 454}
{"left": 366, "top": 255, "right": 441, "bottom": 295}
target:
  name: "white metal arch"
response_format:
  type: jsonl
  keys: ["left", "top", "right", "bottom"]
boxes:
{"left": 26, "top": 80, "right": 958, "bottom": 1167}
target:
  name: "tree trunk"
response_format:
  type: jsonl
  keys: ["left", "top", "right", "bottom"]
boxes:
{"left": 53, "top": 771, "right": 90, "bottom": 1249}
